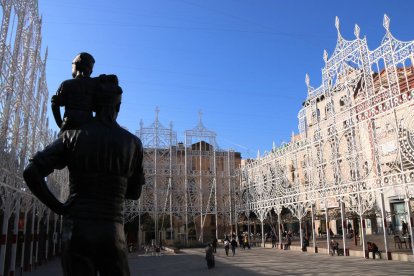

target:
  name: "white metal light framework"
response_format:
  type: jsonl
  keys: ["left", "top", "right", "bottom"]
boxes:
{"left": 125, "top": 110, "right": 238, "bottom": 245}
{"left": 238, "top": 15, "right": 414, "bottom": 258}
{"left": 126, "top": 108, "right": 177, "bottom": 245}
{"left": 184, "top": 111, "right": 219, "bottom": 244}
{"left": 0, "top": 0, "right": 68, "bottom": 274}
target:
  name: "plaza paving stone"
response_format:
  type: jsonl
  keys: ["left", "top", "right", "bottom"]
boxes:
{"left": 25, "top": 244, "right": 413, "bottom": 276}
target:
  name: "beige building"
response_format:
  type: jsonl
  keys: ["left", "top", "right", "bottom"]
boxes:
{"left": 239, "top": 16, "right": 414, "bottom": 256}
{"left": 125, "top": 114, "right": 241, "bottom": 246}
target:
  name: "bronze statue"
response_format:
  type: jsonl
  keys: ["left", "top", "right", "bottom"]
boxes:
{"left": 23, "top": 54, "right": 145, "bottom": 275}
{"left": 51, "top": 52, "right": 97, "bottom": 133}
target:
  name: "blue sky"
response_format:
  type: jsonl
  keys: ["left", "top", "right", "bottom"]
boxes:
{"left": 38, "top": 0, "right": 414, "bottom": 159}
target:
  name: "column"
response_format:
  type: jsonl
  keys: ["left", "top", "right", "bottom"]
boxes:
{"left": 52, "top": 214, "right": 58, "bottom": 256}
{"left": 0, "top": 211, "right": 10, "bottom": 275}
{"left": 380, "top": 193, "right": 390, "bottom": 259}
{"left": 278, "top": 210, "right": 283, "bottom": 249}
{"left": 404, "top": 198, "right": 414, "bottom": 254}
{"left": 360, "top": 214, "right": 367, "bottom": 258}
{"left": 325, "top": 206, "right": 330, "bottom": 254}
{"left": 44, "top": 212, "right": 50, "bottom": 262}
{"left": 340, "top": 201, "right": 347, "bottom": 256}
{"left": 311, "top": 204, "right": 317, "bottom": 253}
{"left": 261, "top": 219, "right": 265, "bottom": 247}
{"left": 28, "top": 207, "right": 35, "bottom": 271}
{"left": 34, "top": 215, "right": 41, "bottom": 268}
{"left": 299, "top": 218, "right": 303, "bottom": 250}
{"left": 19, "top": 211, "right": 28, "bottom": 273}
{"left": 9, "top": 199, "right": 20, "bottom": 276}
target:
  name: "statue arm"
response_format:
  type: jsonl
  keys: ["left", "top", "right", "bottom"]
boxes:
{"left": 51, "top": 83, "right": 65, "bottom": 128}
{"left": 125, "top": 166, "right": 145, "bottom": 200}
{"left": 51, "top": 98, "right": 63, "bottom": 128}
{"left": 23, "top": 162, "right": 67, "bottom": 215}
{"left": 23, "top": 138, "right": 72, "bottom": 215}
{"left": 125, "top": 141, "right": 145, "bottom": 200}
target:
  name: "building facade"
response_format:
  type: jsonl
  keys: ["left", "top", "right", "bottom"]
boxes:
{"left": 124, "top": 110, "right": 241, "bottom": 246}
{"left": 238, "top": 15, "right": 414, "bottom": 257}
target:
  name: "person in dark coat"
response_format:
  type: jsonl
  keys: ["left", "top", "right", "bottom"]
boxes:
{"left": 212, "top": 237, "right": 218, "bottom": 253}
{"left": 205, "top": 244, "right": 215, "bottom": 269}
{"left": 231, "top": 238, "right": 238, "bottom": 256}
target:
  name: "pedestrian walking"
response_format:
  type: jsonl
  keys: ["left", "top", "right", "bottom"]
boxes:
{"left": 402, "top": 220, "right": 408, "bottom": 236}
{"left": 224, "top": 237, "right": 230, "bottom": 256}
{"left": 212, "top": 238, "right": 218, "bottom": 253}
{"left": 244, "top": 234, "right": 251, "bottom": 249}
{"left": 388, "top": 221, "right": 394, "bottom": 235}
{"left": 205, "top": 244, "right": 215, "bottom": 269}
{"left": 271, "top": 232, "right": 277, "bottom": 248}
{"left": 231, "top": 238, "right": 238, "bottom": 256}
{"left": 238, "top": 234, "right": 243, "bottom": 247}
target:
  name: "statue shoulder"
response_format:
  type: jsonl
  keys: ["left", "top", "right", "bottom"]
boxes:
{"left": 59, "top": 77, "right": 91, "bottom": 90}
{"left": 57, "top": 78, "right": 74, "bottom": 89}
{"left": 118, "top": 127, "right": 143, "bottom": 148}
{"left": 97, "top": 74, "right": 119, "bottom": 85}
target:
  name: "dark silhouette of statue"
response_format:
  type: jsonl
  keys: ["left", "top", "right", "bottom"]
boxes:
{"left": 51, "top": 52, "right": 97, "bottom": 133}
{"left": 23, "top": 55, "right": 145, "bottom": 275}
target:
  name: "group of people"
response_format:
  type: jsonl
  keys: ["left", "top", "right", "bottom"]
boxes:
{"left": 206, "top": 230, "right": 385, "bottom": 270}
{"left": 387, "top": 220, "right": 409, "bottom": 236}
{"left": 204, "top": 235, "right": 241, "bottom": 269}
{"left": 223, "top": 236, "right": 239, "bottom": 256}
{"left": 206, "top": 235, "right": 250, "bottom": 269}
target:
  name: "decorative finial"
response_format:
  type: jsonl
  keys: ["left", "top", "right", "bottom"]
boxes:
{"left": 155, "top": 106, "right": 160, "bottom": 127}
{"left": 169, "top": 121, "right": 173, "bottom": 129}
{"left": 383, "top": 14, "right": 390, "bottom": 32}
{"left": 257, "top": 149, "right": 260, "bottom": 159}
{"left": 273, "top": 141, "right": 276, "bottom": 150}
{"left": 198, "top": 110, "right": 203, "bottom": 124}
{"left": 354, "top": 24, "right": 360, "bottom": 38}
{"left": 335, "top": 16, "right": 340, "bottom": 31}
{"left": 155, "top": 106, "right": 160, "bottom": 118}
{"left": 140, "top": 119, "right": 144, "bottom": 129}
{"left": 323, "top": 50, "right": 328, "bottom": 62}
{"left": 305, "top": 73, "right": 310, "bottom": 87}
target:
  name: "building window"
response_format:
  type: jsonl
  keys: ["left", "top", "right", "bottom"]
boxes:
{"left": 339, "top": 95, "right": 349, "bottom": 109}
{"left": 325, "top": 102, "right": 333, "bottom": 119}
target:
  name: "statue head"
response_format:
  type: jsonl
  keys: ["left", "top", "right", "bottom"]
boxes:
{"left": 95, "top": 74, "right": 122, "bottom": 122}
{"left": 72, "top": 52, "right": 95, "bottom": 78}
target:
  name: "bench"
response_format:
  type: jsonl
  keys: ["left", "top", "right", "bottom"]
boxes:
{"left": 394, "top": 236, "right": 407, "bottom": 249}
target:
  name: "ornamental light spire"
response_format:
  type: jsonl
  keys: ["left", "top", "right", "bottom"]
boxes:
{"left": 383, "top": 14, "right": 390, "bottom": 32}
{"left": 354, "top": 24, "right": 360, "bottom": 39}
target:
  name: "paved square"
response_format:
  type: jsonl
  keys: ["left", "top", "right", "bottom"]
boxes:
{"left": 25, "top": 245, "right": 414, "bottom": 276}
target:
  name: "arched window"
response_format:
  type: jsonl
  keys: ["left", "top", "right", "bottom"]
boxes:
{"left": 339, "top": 95, "right": 349, "bottom": 110}
{"left": 325, "top": 102, "right": 333, "bottom": 119}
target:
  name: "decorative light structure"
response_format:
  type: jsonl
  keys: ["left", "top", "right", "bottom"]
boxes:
{"left": 0, "top": 0, "right": 68, "bottom": 274}
{"left": 126, "top": 109, "right": 239, "bottom": 245}
{"left": 239, "top": 15, "right": 414, "bottom": 258}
